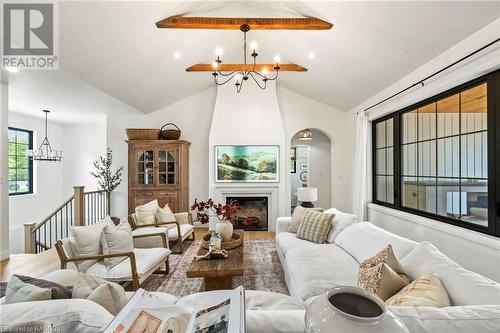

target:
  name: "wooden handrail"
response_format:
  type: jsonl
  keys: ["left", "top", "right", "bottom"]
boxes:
{"left": 32, "top": 195, "right": 74, "bottom": 232}
{"left": 84, "top": 190, "right": 106, "bottom": 195}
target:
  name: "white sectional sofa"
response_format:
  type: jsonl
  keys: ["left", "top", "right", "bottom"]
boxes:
{"left": 276, "top": 216, "right": 500, "bottom": 332}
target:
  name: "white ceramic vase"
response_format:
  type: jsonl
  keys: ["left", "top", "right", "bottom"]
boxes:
{"left": 305, "top": 286, "right": 409, "bottom": 333}
{"left": 215, "top": 220, "right": 233, "bottom": 242}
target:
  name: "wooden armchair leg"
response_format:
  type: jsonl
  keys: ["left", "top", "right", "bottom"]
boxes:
{"left": 132, "top": 274, "right": 140, "bottom": 291}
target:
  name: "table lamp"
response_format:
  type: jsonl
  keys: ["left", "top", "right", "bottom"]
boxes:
{"left": 297, "top": 187, "right": 318, "bottom": 208}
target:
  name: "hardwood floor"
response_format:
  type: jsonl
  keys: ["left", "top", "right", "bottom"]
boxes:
{"left": 0, "top": 229, "right": 275, "bottom": 282}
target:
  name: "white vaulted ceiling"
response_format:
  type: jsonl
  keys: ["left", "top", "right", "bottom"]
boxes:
{"left": 43, "top": 1, "right": 500, "bottom": 113}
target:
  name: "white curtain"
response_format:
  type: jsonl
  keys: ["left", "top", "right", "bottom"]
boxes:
{"left": 353, "top": 111, "right": 368, "bottom": 221}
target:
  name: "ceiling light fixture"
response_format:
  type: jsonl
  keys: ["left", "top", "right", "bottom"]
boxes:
{"left": 308, "top": 52, "right": 315, "bottom": 59}
{"left": 26, "top": 110, "right": 63, "bottom": 162}
{"left": 298, "top": 129, "right": 313, "bottom": 141}
{"left": 212, "top": 24, "right": 280, "bottom": 93}
{"left": 174, "top": 52, "right": 181, "bottom": 59}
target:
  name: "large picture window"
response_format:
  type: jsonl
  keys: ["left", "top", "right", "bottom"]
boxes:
{"left": 8, "top": 127, "right": 34, "bottom": 196}
{"left": 373, "top": 70, "right": 499, "bottom": 237}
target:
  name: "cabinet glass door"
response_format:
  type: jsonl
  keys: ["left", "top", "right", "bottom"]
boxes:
{"left": 136, "top": 150, "right": 154, "bottom": 185}
{"left": 159, "top": 149, "right": 177, "bottom": 185}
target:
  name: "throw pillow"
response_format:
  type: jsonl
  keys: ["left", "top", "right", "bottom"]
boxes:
{"left": 70, "top": 216, "right": 115, "bottom": 272}
{"left": 101, "top": 221, "right": 134, "bottom": 269}
{"left": 7, "top": 275, "right": 71, "bottom": 300}
{"left": 4, "top": 275, "right": 52, "bottom": 304}
{"left": 386, "top": 273, "right": 450, "bottom": 307}
{"left": 296, "top": 210, "right": 334, "bottom": 244}
{"left": 358, "top": 245, "right": 410, "bottom": 301}
{"left": 288, "top": 206, "right": 324, "bottom": 233}
{"left": 135, "top": 199, "right": 159, "bottom": 225}
{"left": 156, "top": 204, "right": 176, "bottom": 223}
{"left": 72, "top": 274, "right": 128, "bottom": 315}
{"left": 323, "top": 208, "right": 357, "bottom": 243}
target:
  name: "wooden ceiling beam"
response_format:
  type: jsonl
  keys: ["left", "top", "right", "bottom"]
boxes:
{"left": 186, "top": 64, "right": 308, "bottom": 72}
{"left": 156, "top": 16, "right": 333, "bottom": 30}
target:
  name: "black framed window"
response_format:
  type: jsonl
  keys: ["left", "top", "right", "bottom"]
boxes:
{"left": 373, "top": 70, "right": 500, "bottom": 237}
{"left": 8, "top": 127, "right": 33, "bottom": 196}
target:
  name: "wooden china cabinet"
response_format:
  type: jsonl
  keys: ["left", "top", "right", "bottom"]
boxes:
{"left": 127, "top": 140, "right": 190, "bottom": 214}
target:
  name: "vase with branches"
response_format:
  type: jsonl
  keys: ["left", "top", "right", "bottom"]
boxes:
{"left": 191, "top": 198, "right": 240, "bottom": 241}
{"left": 90, "top": 148, "right": 124, "bottom": 215}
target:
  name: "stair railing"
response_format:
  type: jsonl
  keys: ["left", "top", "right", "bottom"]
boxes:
{"left": 24, "top": 186, "right": 107, "bottom": 253}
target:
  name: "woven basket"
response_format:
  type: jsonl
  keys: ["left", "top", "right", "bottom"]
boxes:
{"left": 201, "top": 232, "right": 242, "bottom": 250}
{"left": 160, "top": 123, "right": 181, "bottom": 140}
{"left": 126, "top": 129, "right": 160, "bottom": 140}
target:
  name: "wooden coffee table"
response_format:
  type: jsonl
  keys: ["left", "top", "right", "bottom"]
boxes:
{"left": 186, "top": 229, "right": 244, "bottom": 291}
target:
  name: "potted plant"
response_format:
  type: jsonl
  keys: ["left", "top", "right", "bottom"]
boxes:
{"left": 191, "top": 198, "right": 240, "bottom": 242}
{"left": 90, "top": 148, "right": 124, "bottom": 222}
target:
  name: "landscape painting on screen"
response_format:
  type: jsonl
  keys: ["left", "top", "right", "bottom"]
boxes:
{"left": 215, "top": 146, "right": 279, "bottom": 182}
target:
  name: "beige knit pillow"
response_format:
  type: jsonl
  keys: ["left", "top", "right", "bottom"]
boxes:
{"left": 386, "top": 273, "right": 451, "bottom": 307}
{"left": 358, "top": 245, "right": 410, "bottom": 301}
{"left": 296, "top": 210, "right": 334, "bottom": 244}
{"left": 288, "top": 206, "right": 324, "bottom": 233}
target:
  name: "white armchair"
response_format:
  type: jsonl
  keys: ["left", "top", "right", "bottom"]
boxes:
{"left": 276, "top": 216, "right": 292, "bottom": 234}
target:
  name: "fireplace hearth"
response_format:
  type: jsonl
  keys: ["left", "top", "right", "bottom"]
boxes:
{"left": 227, "top": 196, "right": 268, "bottom": 231}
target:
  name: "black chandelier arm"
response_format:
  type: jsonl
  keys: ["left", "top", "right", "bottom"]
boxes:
{"left": 214, "top": 73, "right": 239, "bottom": 86}
{"left": 216, "top": 65, "right": 238, "bottom": 77}
{"left": 248, "top": 72, "right": 267, "bottom": 90}
{"left": 266, "top": 67, "right": 280, "bottom": 81}
{"left": 236, "top": 78, "right": 244, "bottom": 93}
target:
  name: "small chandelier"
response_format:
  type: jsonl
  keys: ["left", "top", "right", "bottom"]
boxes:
{"left": 211, "top": 23, "right": 280, "bottom": 93}
{"left": 298, "top": 129, "right": 313, "bottom": 141}
{"left": 27, "top": 110, "right": 63, "bottom": 162}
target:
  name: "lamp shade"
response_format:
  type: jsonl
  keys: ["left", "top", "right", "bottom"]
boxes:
{"left": 297, "top": 187, "right": 318, "bottom": 202}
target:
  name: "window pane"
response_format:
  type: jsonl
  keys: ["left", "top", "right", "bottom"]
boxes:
{"left": 437, "top": 137, "right": 460, "bottom": 178}
{"left": 402, "top": 110, "right": 417, "bottom": 144}
{"left": 461, "top": 83, "right": 487, "bottom": 134}
{"left": 402, "top": 177, "right": 418, "bottom": 209}
{"left": 386, "top": 118, "right": 394, "bottom": 147}
{"left": 437, "top": 94, "right": 459, "bottom": 137}
{"left": 16, "top": 131, "right": 29, "bottom": 144}
{"left": 16, "top": 168, "right": 28, "bottom": 181}
{"left": 418, "top": 141, "right": 436, "bottom": 177}
{"left": 402, "top": 143, "right": 417, "bottom": 176}
{"left": 17, "top": 180, "right": 29, "bottom": 193}
{"left": 376, "top": 176, "right": 386, "bottom": 202}
{"left": 376, "top": 122, "right": 386, "bottom": 148}
{"left": 8, "top": 128, "right": 33, "bottom": 195}
{"left": 376, "top": 149, "right": 386, "bottom": 174}
{"left": 386, "top": 176, "right": 394, "bottom": 204}
{"left": 436, "top": 178, "right": 460, "bottom": 217}
{"left": 418, "top": 178, "right": 437, "bottom": 214}
{"left": 460, "top": 179, "right": 488, "bottom": 227}
{"left": 8, "top": 130, "right": 16, "bottom": 143}
{"left": 461, "top": 132, "right": 487, "bottom": 179}
{"left": 386, "top": 148, "right": 393, "bottom": 175}
{"left": 418, "top": 103, "right": 436, "bottom": 141}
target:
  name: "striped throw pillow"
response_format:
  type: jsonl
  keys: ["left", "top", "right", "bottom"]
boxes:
{"left": 296, "top": 210, "right": 334, "bottom": 244}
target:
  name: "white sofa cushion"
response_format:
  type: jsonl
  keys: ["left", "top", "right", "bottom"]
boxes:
{"left": 401, "top": 241, "right": 500, "bottom": 306}
{"left": 389, "top": 305, "right": 500, "bottom": 333}
{"left": 285, "top": 244, "right": 359, "bottom": 301}
{"left": 132, "top": 226, "right": 170, "bottom": 248}
{"left": 335, "top": 222, "right": 418, "bottom": 263}
{"left": 84, "top": 248, "right": 170, "bottom": 280}
{"left": 101, "top": 222, "right": 134, "bottom": 269}
{"left": 276, "top": 217, "right": 292, "bottom": 234}
{"left": 324, "top": 208, "right": 357, "bottom": 243}
{"left": 0, "top": 298, "right": 113, "bottom": 333}
{"left": 69, "top": 217, "right": 115, "bottom": 272}
{"left": 275, "top": 232, "right": 316, "bottom": 257}
{"left": 168, "top": 223, "right": 194, "bottom": 240}
{"left": 135, "top": 199, "right": 159, "bottom": 225}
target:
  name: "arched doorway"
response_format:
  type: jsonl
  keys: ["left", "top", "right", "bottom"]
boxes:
{"left": 290, "top": 129, "right": 332, "bottom": 210}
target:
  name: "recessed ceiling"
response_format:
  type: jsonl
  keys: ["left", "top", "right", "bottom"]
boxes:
{"left": 56, "top": 1, "right": 499, "bottom": 113}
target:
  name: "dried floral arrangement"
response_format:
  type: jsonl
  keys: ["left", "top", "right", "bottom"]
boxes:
{"left": 191, "top": 198, "right": 240, "bottom": 224}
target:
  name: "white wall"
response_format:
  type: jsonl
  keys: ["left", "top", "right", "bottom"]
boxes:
{"left": 8, "top": 113, "right": 65, "bottom": 254}
{"left": 62, "top": 119, "right": 107, "bottom": 197}
{"left": 352, "top": 19, "right": 500, "bottom": 281}
{"left": 1, "top": 83, "right": 9, "bottom": 260}
{"left": 278, "top": 87, "right": 356, "bottom": 213}
{"left": 106, "top": 87, "right": 217, "bottom": 219}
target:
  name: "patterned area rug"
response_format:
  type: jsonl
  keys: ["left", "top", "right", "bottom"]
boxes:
{"left": 142, "top": 239, "right": 289, "bottom": 298}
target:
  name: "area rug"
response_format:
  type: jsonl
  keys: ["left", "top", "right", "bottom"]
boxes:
{"left": 141, "top": 239, "right": 289, "bottom": 298}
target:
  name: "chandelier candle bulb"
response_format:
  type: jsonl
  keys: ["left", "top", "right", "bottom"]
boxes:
{"left": 215, "top": 47, "right": 223, "bottom": 56}
{"left": 273, "top": 55, "right": 281, "bottom": 65}
{"left": 250, "top": 41, "right": 258, "bottom": 51}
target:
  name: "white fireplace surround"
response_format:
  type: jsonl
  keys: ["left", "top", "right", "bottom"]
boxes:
{"left": 210, "top": 186, "right": 279, "bottom": 231}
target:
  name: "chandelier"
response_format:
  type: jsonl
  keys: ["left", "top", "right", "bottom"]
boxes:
{"left": 27, "top": 110, "right": 63, "bottom": 162}
{"left": 211, "top": 23, "right": 280, "bottom": 93}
